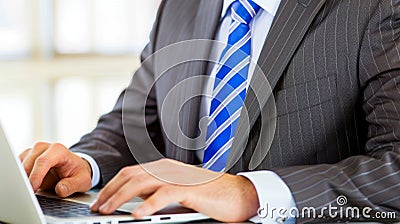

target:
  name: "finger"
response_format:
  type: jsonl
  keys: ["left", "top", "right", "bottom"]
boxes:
{"left": 29, "top": 145, "right": 66, "bottom": 191}
{"left": 19, "top": 148, "right": 31, "bottom": 162}
{"left": 132, "top": 186, "right": 186, "bottom": 218}
{"left": 22, "top": 142, "right": 51, "bottom": 175}
{"left": 138, "top": 193, "right": 152, "bottom": 200}
{"left": 96, "top": 176, "right": 162, "bottom": 214}
{"left": 38, "top": 168, "right": 60, "bottom": 191}
{"left": 55, "top": 171, "right": 92, "bottom": 198}
{"left": 91, "top": 166, "right": 143, "bottom": 211}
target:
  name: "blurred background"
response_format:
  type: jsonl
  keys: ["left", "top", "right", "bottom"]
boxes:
{"left": 0, "top": 0, "right": 160, "bottom": 153}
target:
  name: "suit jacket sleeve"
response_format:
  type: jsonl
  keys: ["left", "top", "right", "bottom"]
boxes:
{"left": 70, "top": 1, "right": 166, "bottom": 186}
{"left": 272, "top": 1, "right": 400, "bottom": 222}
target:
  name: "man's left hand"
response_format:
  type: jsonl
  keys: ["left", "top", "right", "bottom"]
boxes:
{"left": 90, "top": 159, "right": 259, "bottom": 222}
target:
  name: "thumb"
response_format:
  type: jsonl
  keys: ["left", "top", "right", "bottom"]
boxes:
{"left": 55, "top": 174, "right": 91, "bottom": 198}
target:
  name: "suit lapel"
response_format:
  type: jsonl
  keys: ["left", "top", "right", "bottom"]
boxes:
{"left": 258, "top": 0, "right": 327, "bottom": 92}
{"left": 167, "top": 0, "right": 222, "bottom": 163}
{"left": 229, "top": 0, "right": 327, "bottom": 170}
{"left": 193, "top": 0, "right": 223, "bottom": 39}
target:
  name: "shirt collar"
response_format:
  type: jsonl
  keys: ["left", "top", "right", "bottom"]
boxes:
{"left": 221, "top": 0, "right": 282, "bottom": 18}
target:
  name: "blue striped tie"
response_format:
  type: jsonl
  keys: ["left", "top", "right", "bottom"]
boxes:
{"left": 203, "top": 0, "right": 260, "bottom": 171}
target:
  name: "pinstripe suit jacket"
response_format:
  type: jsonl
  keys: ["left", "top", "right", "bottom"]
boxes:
{"left": 71, "top": 0, "right": 400, "bottom": 222}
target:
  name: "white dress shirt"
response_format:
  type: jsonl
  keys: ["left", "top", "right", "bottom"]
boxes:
{"left": 78, "top": 0, "right": 296, "bottom": 223}
{"left": 199, "top": 1, "right": 296, "bottom": 223}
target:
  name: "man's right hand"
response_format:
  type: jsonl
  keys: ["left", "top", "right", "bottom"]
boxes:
{"left": 19, "top": 142, "right": 92, "bottom": 198}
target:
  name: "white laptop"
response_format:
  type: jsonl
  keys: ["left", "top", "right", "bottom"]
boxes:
{"left": 0, "top": 125, "right": 209, "bottom": 224}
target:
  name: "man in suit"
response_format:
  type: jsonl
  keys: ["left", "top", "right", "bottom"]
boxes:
{"left": 20, "top": 0, "right": 400, "bottom": 223}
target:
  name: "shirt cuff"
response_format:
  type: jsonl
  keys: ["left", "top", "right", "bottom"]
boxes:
{"left": 74, "top": 152, "right": 101, "bottom": 188}
{"left": 238, "top": 170, "right": 296, "bottom": 223}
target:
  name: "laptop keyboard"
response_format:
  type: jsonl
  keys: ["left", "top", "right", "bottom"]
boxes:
{"left": 37, "top": 195, "right": 130, "bottom": 218}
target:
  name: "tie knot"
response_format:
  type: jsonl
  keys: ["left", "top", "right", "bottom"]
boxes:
{"left": 231, "top": 0, "right": 261, "bottom": 25}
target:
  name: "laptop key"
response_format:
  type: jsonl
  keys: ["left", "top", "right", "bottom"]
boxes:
{"left": 36, "top": 195, "right": 130, "bottom": 218}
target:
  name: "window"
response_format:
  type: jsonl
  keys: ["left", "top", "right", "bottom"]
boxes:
{"left": 0, "top": 0, "right": 158, "bottom": 153}
{"left": 0, "top": 94, "right": 32, "bottom": 152}
{"left": 55, "top": 0, "right": 159, "bottom": 54}
{"left": 0, "top": 0, "right": 31, "bottom": 58}
{"left": 54, "top": 76, "right": 129, "bottom": 147}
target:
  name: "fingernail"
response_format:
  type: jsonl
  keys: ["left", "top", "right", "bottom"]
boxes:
{"left": 99, "top": 203, "right": 110, "bottom": 213}
{"left": 90, "top": 201, "right": 97, "bottom": 210}
{"left": 31, "top": 181, "right": 38, "bottom": 191}
{"left": 60, "top": 184, "right": 68, "bottom": 193}
{"left": 134, "top": 206, "right": 149, "bottom": 217}
{"left": 57, "top": 184, "right": 70, "bottom": 197}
